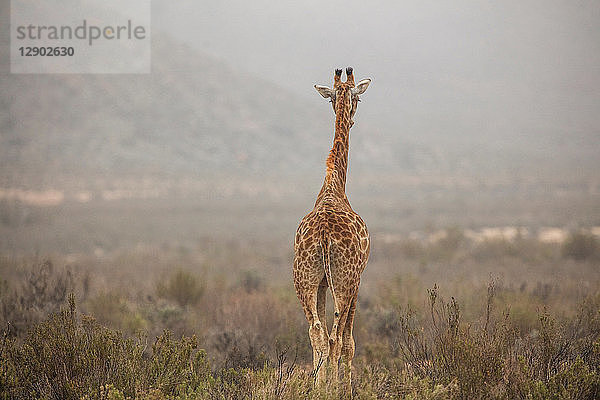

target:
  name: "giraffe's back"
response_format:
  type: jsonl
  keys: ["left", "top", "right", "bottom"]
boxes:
{"left": 293, "top": 206, "right": 370, "bottom": 295}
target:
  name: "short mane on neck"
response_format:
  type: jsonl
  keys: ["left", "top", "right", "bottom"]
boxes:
{"left": 323, "top": 92, "right": 352, "bottom": 194}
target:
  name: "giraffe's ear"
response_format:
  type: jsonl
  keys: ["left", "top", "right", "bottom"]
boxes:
{"left": 314, "top": 85, "right": 334, "bottom": 99}
{"left": 351, "top": 79, "right": 371, "bottom": 96}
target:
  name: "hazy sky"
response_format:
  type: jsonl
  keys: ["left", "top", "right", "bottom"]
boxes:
{"left": 152, "top": 0, "right": 600, "bottom": 151}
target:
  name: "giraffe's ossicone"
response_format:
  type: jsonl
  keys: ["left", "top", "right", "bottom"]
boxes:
{"left": 293, "top": 67, "right": 371, "bottom": 396}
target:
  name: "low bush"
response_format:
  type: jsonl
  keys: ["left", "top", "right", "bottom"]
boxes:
{"left": 394, "top": 284, "right": 600, "bottom": 399}
{"left": 1, "top": 295, "right": 210, "bottom": 400}
{"left": 0, "top": 259, "right": 74, "bottom": 336}
{"left": 88, "top": 291, "right": 148, "bottom": 334}
{"left": 563, "top": 231, "right": 599, "bottom": 261}
{"left": 2, "top": 288, "right": 599, "bottom": 399}
{"left": 156, "top": 269, "right": 204, "bottom": 307}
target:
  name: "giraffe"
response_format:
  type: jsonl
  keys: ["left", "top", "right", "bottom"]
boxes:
{"left": 293, "top": 67, "right": 371, "bottom": 395}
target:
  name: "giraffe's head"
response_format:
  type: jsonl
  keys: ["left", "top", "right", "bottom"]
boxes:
{"left": 314, "top": 67, "right": 371, "bottom": 123}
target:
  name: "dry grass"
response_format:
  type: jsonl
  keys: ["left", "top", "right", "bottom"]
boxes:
{"left": 1, "top": 230, "right": 599, "bottom": 398}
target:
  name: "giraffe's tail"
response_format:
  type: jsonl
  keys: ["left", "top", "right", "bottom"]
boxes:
{"left": 321, "top": 232, "right": 339, "bottom": 318}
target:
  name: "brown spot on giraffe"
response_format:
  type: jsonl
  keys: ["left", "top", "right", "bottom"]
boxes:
{"left": 293, "top": 67, "right": 371, "bottom": 396}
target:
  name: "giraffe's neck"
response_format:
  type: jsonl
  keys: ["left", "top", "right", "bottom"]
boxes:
{"left": 315, "top": 99, "right": 352, "bottom": 206}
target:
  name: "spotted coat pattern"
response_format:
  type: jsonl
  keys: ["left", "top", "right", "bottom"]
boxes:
{"left": 293, "top": 67, "right": 370, "bottom": 394}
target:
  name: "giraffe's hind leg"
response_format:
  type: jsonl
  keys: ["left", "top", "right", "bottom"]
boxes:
{"left": 328, "top": 294, "right": 352, "bottom": 383}
{"left": 297, "top": 282, "right": 329, "bottom": 384}
{"left": 317, "top": 276, "right": 328, "bottom": 339}
{"left": 341, "top": 293, "right": 358, "bottom": 397}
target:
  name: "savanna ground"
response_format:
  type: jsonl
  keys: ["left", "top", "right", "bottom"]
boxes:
{"left": 1, "top": 191, "right": 600, "bottom": 399}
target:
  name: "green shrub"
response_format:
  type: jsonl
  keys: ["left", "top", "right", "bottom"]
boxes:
{"left": 0, "top": 259, "right": 74, "bottom": 336}
{"left": 239, "top": 269, "right": 264, "bottom": 293}
{"left": 2, "top": 278, "right": 600, "bottom": 399}
{"left": 156, "top": 269, "right": 204, "bottom": 307}
{"left": 0, "top": 295, "right": 211, "bottom": 400}
{"left": 394, "top": 284, "right": 600, "bottom": 399}
{"left": 88, "top": 291, "right": 148, "bottom": 334}
{"left": 429, "top": 227, "right": 465, "bottom": 262}
{"left": 562, "top": 231, "right": 598, "bottom": 261}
